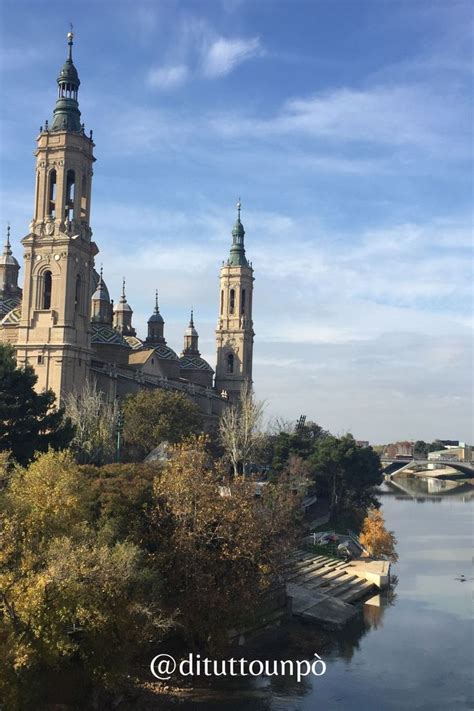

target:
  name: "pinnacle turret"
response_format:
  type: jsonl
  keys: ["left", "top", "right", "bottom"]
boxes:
{"left": 0, "top": 224, "right": 20, "bottom": 295}
{"left": 146, "top": 290, "right": 165, "bottom": 344}
{"left": 50, "top": 29, "right": 83, "bottom": 132}
{"left": 183, "top": 309, "right": 200, "bottom": 355}
{"left": 228, "top": 199, "right": 249, "bottom": 267}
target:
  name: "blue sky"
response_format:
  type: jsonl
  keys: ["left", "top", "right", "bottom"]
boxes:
{"left": 0, "top": 0, "right": 472, "bottom": 442}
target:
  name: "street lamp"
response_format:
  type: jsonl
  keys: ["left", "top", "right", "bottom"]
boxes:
{"left": 115, "top": 409, "right": 125, "bottom": 463}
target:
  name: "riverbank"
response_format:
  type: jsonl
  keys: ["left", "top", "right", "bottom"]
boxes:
{"left": 130, "top": 483, "right": 474, "bottom": 710}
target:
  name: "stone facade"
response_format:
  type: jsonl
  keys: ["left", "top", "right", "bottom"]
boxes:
{"left": 0, "top": 33, "right": 254, "bottom": 421}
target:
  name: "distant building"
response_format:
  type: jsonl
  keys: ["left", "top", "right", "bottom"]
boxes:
{"left": 428, "top": 446, "right": 472, "bottom": 462}
{"left": 385, "top": 441, "right": 413, "bottom": 458}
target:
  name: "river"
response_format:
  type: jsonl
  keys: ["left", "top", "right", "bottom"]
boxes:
{"left": 162, "top": 479, "right": 473, "bottom": 710}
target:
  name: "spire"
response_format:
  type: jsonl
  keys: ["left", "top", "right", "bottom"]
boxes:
{"left": 4, "top": 224, "right": 12, "bottom": 256}
{"left": 115, "top": 277, "right": 132, "bottom": 312}
{"left": 183, "top": 309, "right": 200, "bottom": 355}
{"left": 67, "top": 24, "right": 74, "bottom": 62}
{"left": 0, "top": 223, "right": 20, "bottom": 294}
{"left": 228, "top": 198, "right": 248, "bottom": 267}
{"left": 50, "top": 28, "right": 82, "bottom": 132}
{"left": 91, "top": 265, "right": 112, "bottom": 325}
{"left": 0, "top": 223, "right": 18, "bottom": 267}
{"left": 113, "top": 276, "right": 135, "bottom": 335}
{"left": 147, "top": 290, "right": 165, "bottom": 344}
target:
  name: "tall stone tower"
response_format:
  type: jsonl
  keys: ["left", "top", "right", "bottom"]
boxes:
{"left": 215, "top": 201, "right": 254, "bottom": 400}
{"left": 15, "top": 31, "right": 98, "bottom": 402}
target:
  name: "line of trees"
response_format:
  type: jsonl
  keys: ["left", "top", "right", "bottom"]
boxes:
{"left": 0, "top": 344, "right": 388, "bottom": 705}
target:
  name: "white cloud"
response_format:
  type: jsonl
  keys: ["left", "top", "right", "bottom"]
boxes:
{"left": 147, "top": 64, "right": 189, "bottom": 89}
{"left": 144, "top": 14, "right": 263, "bottom": 90}
{"left": 201, "top": 36, "right": 262, "bottom": 77}
{"left": 211, "top": 84, "right": 467, "bottom": 154}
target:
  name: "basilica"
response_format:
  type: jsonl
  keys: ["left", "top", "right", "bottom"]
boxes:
{"left": 0, "top": 32, "right": 255, "bottom": 421}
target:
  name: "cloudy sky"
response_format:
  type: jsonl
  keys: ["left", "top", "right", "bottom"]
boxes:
{"left": 0, "top": 0, "right": 472, "bottom": 442}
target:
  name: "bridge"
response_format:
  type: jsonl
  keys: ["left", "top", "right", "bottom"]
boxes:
{"left": 381, "top": 457, "right": 474, "bottom": 477}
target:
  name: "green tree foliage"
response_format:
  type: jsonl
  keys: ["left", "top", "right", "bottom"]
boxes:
{"left": 122, "top": 389, "right": 203, "bottom": 457}
{"left": 0, "top": 450, "right": 168, "bottom": 705}
{"left": 270, "top": 420, "right": 328, "bottom": 473}
{"left": 0, "top": 344, "right": 74, "bottom": 465}
{"left": 414, "top": 440, "right": 446, "bottom": 457}
{"left": 309, "top": 435, "right": 383, "bottom": 519}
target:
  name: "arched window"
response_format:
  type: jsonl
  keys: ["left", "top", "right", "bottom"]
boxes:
{"left": 229, "top": 289, "right": 235, "bottom": 314}
{"left": 241, "top": 288, "right": 246, "bottom": 315}
{"left": 220, "top": 290, "right": 224, "bottom": 315}
{"left": 75, "top": 274, "right": 81, "bottom": 312}
{"left": 48, "top": 170, "right": 57, "bottom": 218}
{"left": 42, "top": 271, "right": 52, "bottom": 309}
{"left": 81, "top": 174, "right": 87, "bottom": 218}
{"left": 227, "top": 353, "right": 234, "bottom": 374}
{"left": 65, "top": 169, "right": 75, "bottom": 221}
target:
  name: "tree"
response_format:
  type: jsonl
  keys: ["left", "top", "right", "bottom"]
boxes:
{"left": 0, "top": 450, "right": 168, "bottom": 701}
{"left": 122, "top": 389, "right": 203, "bottom": 458}
{"left": 414, "top": 440, "right": 446, "bottom": 457}
{"left": 309, "top": 434, "right": 383, "bottom": 520}
{"left": 80, "top": 461, "right": 159, "bottom": 546}
{"left": 218, "top": 381, "right": 264, "bottom": 475}
{"left": 65, "top": 378, "right": 117, "bottom": 464}
{"left": 359, "top": 507, "right": 398, "bottom": 562}
{"left": 152, "top": 436, "right": 302, "bottom": 650}
{"left": 0, "top": 344, "right": 73, "bottom": 465}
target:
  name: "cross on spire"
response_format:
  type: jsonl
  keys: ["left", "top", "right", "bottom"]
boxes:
{"left": 67, "top": 24, "right": 74, "bottom": 61}
{"left": 3, "top": 223, "right": 12, "bottom": 256}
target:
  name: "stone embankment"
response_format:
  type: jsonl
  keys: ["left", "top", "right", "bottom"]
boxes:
{"left": 286, "top": 549, "right": 390, "bottom": 628}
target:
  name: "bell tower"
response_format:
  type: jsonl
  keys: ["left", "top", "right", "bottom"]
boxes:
{"left": 215, "top": 201, "right": 254, "bottom": 400}
{"left": 15, "top": 30, "right": 98, "bottom": 402}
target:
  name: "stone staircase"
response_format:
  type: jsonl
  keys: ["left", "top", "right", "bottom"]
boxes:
{"left": 286, "top": 549, "right": 379, "bottom": 627}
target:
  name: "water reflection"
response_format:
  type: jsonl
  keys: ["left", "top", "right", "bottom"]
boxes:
{"left": 159, "top": 483, "right": 473, "bottom": 711}
{"left": 10, "top": 484, "right": 473, "bottom": 710}
{"left": 383, "top": 474, "right": 474, "bottom": 500}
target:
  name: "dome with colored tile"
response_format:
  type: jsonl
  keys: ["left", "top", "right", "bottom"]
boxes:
{"left": 91, "top": 322, "right": 130, "bottom": 347}
{"left": 179, "top": 354, "right": 213, "bottom": 372}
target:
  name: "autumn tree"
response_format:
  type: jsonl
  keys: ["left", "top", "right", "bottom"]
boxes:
{"left": 152, "top": 436, "right": 302, "bottom": 650}
{"left": 80, "top": 461, "right": 159, "bottom": 545}
{"left": 359, "top": 507, "right": 398, "bottom": 562}
{"left": 0, "top": 450, "right": 168, "bottom": 702}
{"left": 122, "top": 389, "right": 203, "bottom": 458}
{"left": 218, "top": 381, "right": 264, "bottom": 475}
{"left": 65, "top": 377, "right": 118, "bottom": 464}
{"left": 0, "top": 344, "right": 74, "bottom": 465}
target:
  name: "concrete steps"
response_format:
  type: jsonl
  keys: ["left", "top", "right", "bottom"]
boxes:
{"left": 338, "top": 578, "right": 377, "bottom": 603}
{"left": 286, "top": 547, "right": 384, "bottom": 626}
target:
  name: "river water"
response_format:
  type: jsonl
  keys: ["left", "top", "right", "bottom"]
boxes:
{"left": 166, "top": 479, "right": 473, "bottom": 711}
